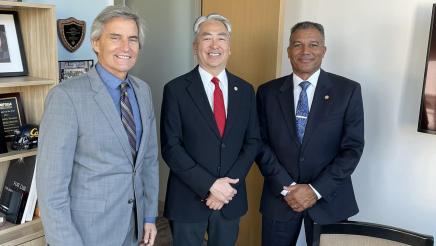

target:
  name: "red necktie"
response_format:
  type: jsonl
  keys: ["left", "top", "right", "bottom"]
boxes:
{"left": 211, "top": 77, "right": 226, "bottom": 137}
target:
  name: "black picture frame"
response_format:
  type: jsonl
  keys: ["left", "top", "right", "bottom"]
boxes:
{"left": 0, "top": 93, "right": 26, "bottom": 140}
{"left": 58, "top": 59, "right": 94, "bottom": 82}
{"left": 0, "top": 11, "right": 28, "bottom": 77}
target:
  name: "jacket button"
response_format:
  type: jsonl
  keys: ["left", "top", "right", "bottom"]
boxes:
{"left": 221, "top": 143, "right": 226, "bottom": 148}
{"left": 299, "top": 157, "right": 305, "bottom": 162}
{"left": 128, "top": 198, "right": 134, "bottom": 204}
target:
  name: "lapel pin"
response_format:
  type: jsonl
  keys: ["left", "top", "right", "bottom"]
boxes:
{"left": 234, "top": 86, "right": 238, "bottom": 91}
{"left": 324, "top": 95, "right": 330, "bottom": 100}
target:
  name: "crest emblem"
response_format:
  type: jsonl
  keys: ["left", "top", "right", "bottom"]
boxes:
{"left": 57, "top": 17, "right": 86, "bottom": 52}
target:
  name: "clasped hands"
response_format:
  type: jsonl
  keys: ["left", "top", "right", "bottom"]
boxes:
{"left": 283, "top": 184, "right": 317, "bottom": 213}
{"left": 206, "top": 177, "right": 239, "bottom": 210}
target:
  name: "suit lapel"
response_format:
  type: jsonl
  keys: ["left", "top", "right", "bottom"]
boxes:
{"left": 130, "top": 76, "right": 147, "bottom": 169}
{"left": 278, "top": 76, "right": 300, "bottom": 146}
{"left": 186, "top": 68, "right": 221, "bottom": 139}
{"left": 88, "top": 68, "right": 134, "bottom": 166}
{"left": 302, "top": 70, "right": 333, "bottom": 149}
{"left": 222, "top": 71, "right": 240, "bottom": 139}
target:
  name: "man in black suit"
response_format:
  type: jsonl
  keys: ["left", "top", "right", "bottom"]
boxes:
{"left": 160, "top": 13, "right": 260, "bottom": 246}
{"left": 256, "top": 21, "right": 364, "bottom": 246}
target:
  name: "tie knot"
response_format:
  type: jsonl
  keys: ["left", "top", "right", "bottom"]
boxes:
{"left": 299, "top": 81, "right": 310, "bottom": 91}
{"left": 120, "top": 81, "right": 129, "bottom": 93}
{"left": 211, "top": 77, "right": 220, "bottom": 86}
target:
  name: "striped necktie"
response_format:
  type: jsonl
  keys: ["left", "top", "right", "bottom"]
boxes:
{"left": 296, "top": 81, "right": 310, "bottom": 143}
{"left": 120, "top": 82, "right": 136, "bottom": 160}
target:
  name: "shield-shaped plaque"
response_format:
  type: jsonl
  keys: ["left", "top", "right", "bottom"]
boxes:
{"left": 57, "top": 17, "right": 86, "bottom": 52}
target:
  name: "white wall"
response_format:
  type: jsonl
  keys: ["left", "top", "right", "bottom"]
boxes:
{"left": 283, "top": 0, "right": 436, "bottom": 244}
{"left": 126, "top": 0, "right": 200, "bottom": 201}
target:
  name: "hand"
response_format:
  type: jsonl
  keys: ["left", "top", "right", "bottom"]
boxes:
{"left": 283, "top": 184, "right": 317, "bottom": 212}
{"left": 140, "top": 223, "right": 157, "bottom": 246}
{"left": 206, "top": 194, "right": 225, "bottom": 210}
{"left": 209, "top": 177, "right": 239, "bottom": 203}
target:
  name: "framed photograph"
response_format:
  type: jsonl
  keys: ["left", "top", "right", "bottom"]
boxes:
{"left": 0, "top": 11, "right": 28, "bottom": 77}
{"left": 0, "top": 93, "right": 26, "bottom": 140}
{"left": 59, "top": 59, "right": 94, "bottom": 82}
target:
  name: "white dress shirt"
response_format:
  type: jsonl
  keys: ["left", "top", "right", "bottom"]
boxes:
{"left": 292, "top": 69, "right": 320, "bottom": 113}
{"left": 198, "top": 66, "right": 228, "bottom": 116}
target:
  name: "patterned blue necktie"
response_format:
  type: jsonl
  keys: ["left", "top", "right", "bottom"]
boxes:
{"left": 296, "top": 81, "right": 310, "bottom": 143}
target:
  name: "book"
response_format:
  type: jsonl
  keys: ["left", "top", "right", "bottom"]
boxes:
{"left": 22, "top": 159, "right": 37, "bottom": 223}
{"left": 0, "top": 156, "right": 36, "bottom": 224}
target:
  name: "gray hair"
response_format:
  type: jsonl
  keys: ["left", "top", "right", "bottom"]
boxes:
{"left": 193, "top": 13, "right": 231, "bottom": 38}
{"left": 290, "top": 21, "right": 325, "bottom": 42}
{"left": 91, "top": 5, "right": 146, "bottom": 49}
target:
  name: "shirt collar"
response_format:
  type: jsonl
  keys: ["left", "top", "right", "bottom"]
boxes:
{"left": 96, "top": 63, "right": 130, "bottom": 89}
{"left": 293, "top": 69, "right": 321, "bottom": 90}
{"left": 198, "top": 66, "right": 227, "bottom": 85}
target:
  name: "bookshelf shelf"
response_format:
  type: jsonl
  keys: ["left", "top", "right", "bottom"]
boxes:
{"left": 0, "top": 77, "right": 56, "bottom": 88}
{"left": 0, "top": 148, "right": 37, "bottom": 164}
{"left": 0, "top": 1, "right": 57, "bottom": 245}
{"left": 0, "top": 218, "right": 44, "bottom": 245}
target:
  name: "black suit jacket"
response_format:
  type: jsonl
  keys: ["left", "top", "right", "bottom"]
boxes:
{"left": 161, "top": 67, "right": 260, "bottom": 222}
{"left": 256, "top": 69, "right": 364, "bottom": 224}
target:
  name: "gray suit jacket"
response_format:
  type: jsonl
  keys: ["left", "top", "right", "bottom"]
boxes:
{"left": 36, "top": 68, "right": 159, "bottom": 246}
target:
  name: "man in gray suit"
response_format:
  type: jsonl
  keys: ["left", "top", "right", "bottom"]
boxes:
{"left": 36, "top": 6, "right": 158, "bottom": 246}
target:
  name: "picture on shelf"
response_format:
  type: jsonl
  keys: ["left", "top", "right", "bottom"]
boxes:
{"left": 0, "top": 11, "right": 28, "bottom": 77}
{"left": 0, "top": 93, "right": 26, "bottom": 140}
{"left": 0, "top": 25, "right": 11, "bottom": 63}
{"left": 0, "top": 115, "right": 8, "bottom": 154}
{"left": 59, "top": 59, "right": 94, "bottom": 82}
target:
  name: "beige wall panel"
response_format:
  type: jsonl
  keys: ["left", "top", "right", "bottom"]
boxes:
{"left": 203, "top": 0, "right": 283, "bottom": 87}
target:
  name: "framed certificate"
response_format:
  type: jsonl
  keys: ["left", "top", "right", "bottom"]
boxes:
{"left": 0, "top": 93, "right": 25, "bottom": 140}
{"left": 59, "top": 59, "right": 94, "bottom": 82}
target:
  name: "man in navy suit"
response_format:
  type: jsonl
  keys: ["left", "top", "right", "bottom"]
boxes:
{"left": 256, "top": 21, "right": 364, "bottom": 246}
{"left": 160, "top": 13, "right": 260, "bottom": 246}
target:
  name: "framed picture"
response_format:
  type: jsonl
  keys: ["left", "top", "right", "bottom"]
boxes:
{"left": 59, "top": 59, "right": 94, "bottom": 82}
{"left": 0, "top": 11, "right": 28, "bottom": 77}
{"left": 0, "top": 93, "right": 26, "bottom": 140}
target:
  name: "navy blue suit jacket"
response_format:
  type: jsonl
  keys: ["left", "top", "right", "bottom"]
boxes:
{"left": 256, "top": 69, "right": 364, "bottom": 224}
{"left": 161, "top": 67, "right": 260, "bottom": 222}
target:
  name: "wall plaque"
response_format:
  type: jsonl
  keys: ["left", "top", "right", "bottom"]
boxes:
{"left": 57, "top": 17, "right": 85, "bottom": 52}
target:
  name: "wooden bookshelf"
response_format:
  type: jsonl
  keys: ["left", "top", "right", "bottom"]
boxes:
{"left": 0, "top": 77, "right": 55, "bottom": 88}
{"left": 0, "top": 148, "right": 37, "bottom": 164}
{"left": 0, "top": 1, "right": 58, "bottom": 245}
{"left": 0, "top": 218, "right": 45, "bottom": 246}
